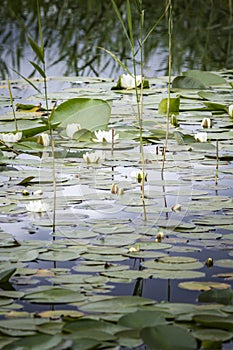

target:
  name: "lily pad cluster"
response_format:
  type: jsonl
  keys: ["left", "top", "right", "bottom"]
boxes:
{"left": 0, "top": 70, "right": 232, "bottom": 349}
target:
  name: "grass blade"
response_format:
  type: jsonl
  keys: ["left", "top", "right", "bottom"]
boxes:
{"left": 126, "top": 0, "right": 134, "bottom": 46}
{"left": 98, "top": 47, "right": 132, "bottom": 75}
{"left": 37, "top": 0, "right": 44, "bottom": 51}
{"left": 29, "top": 61, "right": 46, "bottom": 78}
{"left": 111, "top": 0, "right": 132, "bottom": 48}
{"left": 11, "top": 68, "right": 41, "bottom": 94}
{"left": 27, "top": 36, "right": 44, "bottom": 63}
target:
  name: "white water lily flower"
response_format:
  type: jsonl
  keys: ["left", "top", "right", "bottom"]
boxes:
{"left": 171, "top": 203, "right": 182, "bottom": 212}
{"left": 201, "top": 117, "right": 212, "bottom": 129}
{"left": 111, "top": 183, "right": 118, "bottom": 194}
{"left": 228, "top": 104, "right": 233, "bottom": 118}
{"left": 33, "top": 189, "right": 43, "bottom": 196}
{"left": 194, "top": 132, "right": 208, "bottom": 143}
{"left": 93, "top": 129, "right": 119, "bottom": 143}
{"left": 37, "top": 133, "right": 50, "bottom": 147}
{"left": 155, "top": 231, "right": 164, "bottom": 242}
{"left": 130, "top": 169, "right": 147, "bottom": 182}
{"left": 120, "top": 74, "right": 143, "bottom": 89}
{"left": 83, "top": 151, "right": 101, "bottom": 164}
{"left": 66, "top": 123, "right": 81, "bottom": 139}
{"left": 0, "top": 131, "right": 22, "bottom": 146}
{"left": 128, "top": 245, "right": 140, "bottom": 253}
{"left": 26, "top": 200, "right": 49, "bottom": 213}
{"left": 128, "top": 246, "right": 137, "bottom": 253}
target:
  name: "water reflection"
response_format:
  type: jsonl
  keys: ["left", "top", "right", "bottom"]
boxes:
{"left": 0, "top": 0, "right": 232, "bottom": 80}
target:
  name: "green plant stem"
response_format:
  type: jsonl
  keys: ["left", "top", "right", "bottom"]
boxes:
{"left": 0, "top": 140, "right": 19, "bottom": 155}
{"left": 43, "top": 63, "right": 49, "bottom": 113}
{"left": 162, "top": 0, "right": 173, "bottom": 174}
{"left": 7, "top": 78, "right": 18, "bottom": 131}
{"left": 48, "top": 103, "right": 57, "bottom": 234}
{"left": 111, "top": 128, "right": 114, "bottom": 156}
{"left": 51, "top": 135, "right": 56, "bottom": 234}
{"left": 215, "top": 140, "right": 219, "bottom": 187}
{"left": 133, "top": 1, "right": 146, "bottom": 221}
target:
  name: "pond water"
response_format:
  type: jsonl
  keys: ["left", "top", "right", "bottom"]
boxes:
{"left": 0, "top": 1, "right": 233, "bottom": 349}
{"left": 0, "top": 0, "right": 233, "bottom": 80}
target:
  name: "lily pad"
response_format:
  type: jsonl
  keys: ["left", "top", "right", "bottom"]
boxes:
{"left": 23, "top": 287, "right": 86, "bottom": 304}
{"left": 141, "top": 324, "right": 198, "bottom": 350}
{"left": 52, "top": 97, "right": 111, "bottom": 130}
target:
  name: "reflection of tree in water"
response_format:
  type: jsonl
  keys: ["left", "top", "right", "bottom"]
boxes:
{"left": 0, "top": 0, "right": 232, "bottom": 79}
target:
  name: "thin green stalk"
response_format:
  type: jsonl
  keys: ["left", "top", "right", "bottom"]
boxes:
{"left": 0, "top": 140, "right": 19, "bottom": 155}
{"left": 51, "top": 136, "right": 56, "bottom": 234}
{"left": 215, "top": 140, "right": 219, "bottom": 187}
{"left": 109, "top": 0, "right": 168, "bottom": 220}
{"left": 7, "top": 78, "right": 18, "bottom": 131}
{"left": 162, "top": 0, "right": 173, "bottom": 174}
{"left": 37, "top": 0, "right": 49, "bottom": 113}
{"left": 131, "top": 0, "right": 146, "bottom": 220}
{"left": 48, "top": 103, "right": 57, "bottom": 234}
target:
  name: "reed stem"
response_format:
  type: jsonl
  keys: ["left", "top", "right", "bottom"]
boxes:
{"left": 162, "top": 0, "right": 173, "bottom": 174}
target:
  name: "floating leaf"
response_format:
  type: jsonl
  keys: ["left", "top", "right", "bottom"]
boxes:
{"left": 183, "top": 70, "right": 227, "bottom": 85}
{"left": 179, "top": 281, "right": 231, "bottom": 291}
{"left": 198, "top": 288, "right": 233, "bottom": 305}
{"left": 52, "top": 98, "right": 111, "bottom": 130}
{"left": 118, "top": 310, "right": 167, "bottom": 329}
{"left": 23, "top": 287, "right": 86, "bottom": 304}
{"left": 3, "top": 334, "right": 64, "bottom": 350}
{"left": 193, "top": 328, "right": 233, "bottom": 343}
{"left": 193, "top": 314, "right": 233, "bottom": 331}
{"left": 142, "top": 259, "right": 203, "bottom": 270}
{"left": 172, "top": 76, "right": 206, "bottom": 89}
{"left": 0, "top": 268, "right": 16, "bottom": 283}
{"left": 158, "top": 97, "right": 180, "bottom": 114}
{"left": 79, "top": 296, "right": 155, "bottom": 314}
{"left": 141, "top": 324, "right": 198, "bottom": 350}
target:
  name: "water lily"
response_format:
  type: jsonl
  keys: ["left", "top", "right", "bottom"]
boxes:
{"left": 201, "top": 117, "right": 212, "bottom": 128}
{"left": 66, "top": 123, "right": 81, "bottom": 139}
{"left": 128, "top": 245, "right": 140, "bottom": 253}
{"left": 93, "top": 129, "right": 119, "bottom": 143}
{"left": 128, "top": 246, "right": 137, "bottom": 253}
{"left": 110, "top": 183, "right": 124, "bottom": 195}
{"left": 155, "top": 231, "right": 164, "bottom": 242}
{"left": 194, "top": 132, "right": 208, "bottom": 142}
{"left": 37, "top": 133, "right": 50, "bottom": 146}
{"left": 33, "top": 189, "right": 43, "bottom": 196}
{"left": 228, "top": 104, "right": 233, "bottom": 117}
{"left": 119, "top": 74, "right": 143, "bottom": 89}
{"left": 130, "top": 169, "right": 147, "bottom": 182}
{"left": 0, "top": 131, "right": 22, "bottom": 146}
{"left": 83, "top": 151, "right": 101, "bottom": 164}
{"left": 205, "top": 257, "right": 214, "bottom": 267}
{"left": 171, "top": 203, "right": 182, "bottom": 212}
{"left": 25, "top": 200, "right": 49, "bottom": 213}
{"left": 111, "top": 183, "right": 118, "bottom": 194}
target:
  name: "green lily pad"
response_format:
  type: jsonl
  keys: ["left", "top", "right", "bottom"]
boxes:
{"left": 141, "top": 324, "right": 198, "bottom": 350}
{"left": 118, "top": 310, "right": 167, "bottom": 329}
{"left": 79, "top": 296, "right": 155, "bottom": 314}
{"left": 23, "top": 287, "right": 86, "bottom": 304}
{"left": 198, "top": 288, "right": 233, "bottom": 305}
{"left": 38, "top": 249, "right": 81, "bottom": 261}
{"left": 193, "top": 328, "right": 233, "bottom": 343}
{"left": 179, "top": 281, "right": 231, "bottom": 291}
{"left": 52, "top": 97, "right": 111, "bottom": 130}
{"left": 142, "top": 259, "right": 203, "bottom": 270}
{"left": 2, "top": 334, "right": 64, "bottom": 350}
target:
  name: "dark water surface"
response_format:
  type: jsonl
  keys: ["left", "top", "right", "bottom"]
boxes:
{"left": 0, "top": 0, "right": 233, "bottom": 80}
